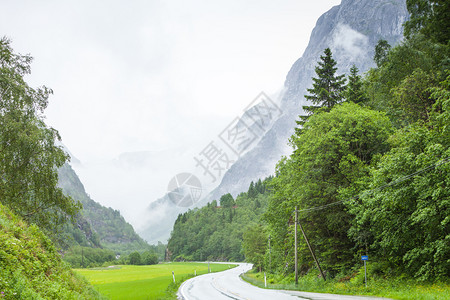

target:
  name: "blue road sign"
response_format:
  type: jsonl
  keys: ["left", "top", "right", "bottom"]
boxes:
{"left": 361, "top": 255, "right": 368, "bottom": 261}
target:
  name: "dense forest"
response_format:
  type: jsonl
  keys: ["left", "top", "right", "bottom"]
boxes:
{"left": 168, "top": 0, "right": 449, "bottom": 282}
{"left": 168, "top": 179, "right": 270, "bottom": 262}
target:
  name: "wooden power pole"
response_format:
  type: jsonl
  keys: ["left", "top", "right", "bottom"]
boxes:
{"left": 294, "top": 206, "right": 298, "bottom": 284}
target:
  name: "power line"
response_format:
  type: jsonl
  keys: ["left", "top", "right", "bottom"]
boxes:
{"left": 296, "top": 157, "right": 450, "bottom": 213}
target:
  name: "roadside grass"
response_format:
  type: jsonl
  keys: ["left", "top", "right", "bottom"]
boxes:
{"left": 75, "top": 262, "right": 236, "bottom": 300}
{"left": 242, "top": 270, "right": 449, "bottom": 300}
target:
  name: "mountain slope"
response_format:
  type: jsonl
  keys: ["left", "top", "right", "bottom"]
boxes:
{"left": 58, "top": 163, "right": 149, "bottom": 253}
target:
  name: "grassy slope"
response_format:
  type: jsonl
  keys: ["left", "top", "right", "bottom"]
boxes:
{"left": 242, "top": 270, "right": 450, "bottom": 300}
{"left": 0, "top": 203, "right": 105, "bottom": 299}
{"left": 76, "top": 263, "right": 236, "bottom": 300}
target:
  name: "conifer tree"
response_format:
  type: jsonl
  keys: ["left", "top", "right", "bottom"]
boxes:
{"left": 346, "top": 65, "right": 366, "bottom": 103}
{"left": 296, "top": 48, "right": 346, "bottom": 133}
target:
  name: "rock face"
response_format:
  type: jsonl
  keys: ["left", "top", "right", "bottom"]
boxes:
{"left": 141, "top": 0, "right": 409, "bottom": 244}
{"left": 205, "top": 0, "right": 408, "bottom": 202}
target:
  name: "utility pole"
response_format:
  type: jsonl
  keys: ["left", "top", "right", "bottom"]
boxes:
{"left": 294, "top": 206, "right": 298, "bottom": 285}
{"left": 268, "top": 235, "right": 271, "bottom": 272}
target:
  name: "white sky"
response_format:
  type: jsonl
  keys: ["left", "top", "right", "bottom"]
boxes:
{"left": 1, "top": 0, "right": 341, "bottom": 227}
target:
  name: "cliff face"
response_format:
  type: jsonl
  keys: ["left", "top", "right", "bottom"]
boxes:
{"left": 284, "top": 0, "right": 406, "bottom": 104}
{"left": 207, "top": 0, "right": 408, "bottom": 201}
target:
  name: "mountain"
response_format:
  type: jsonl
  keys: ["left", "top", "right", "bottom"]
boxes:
{"left": 140, "top": 0, "right": 409, "bottom": 243}
{"left": 58, "top": 163, "right": 149, "bottom": 253}
{"left": 206, "top": 0, "right": 408, "bottom": 201}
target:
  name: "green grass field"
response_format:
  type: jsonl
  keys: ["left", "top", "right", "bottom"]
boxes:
{"left": 75, "top": 262, "right": 236, "bottom": 300}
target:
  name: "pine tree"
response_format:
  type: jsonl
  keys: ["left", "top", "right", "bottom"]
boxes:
{"left": 345, "top": 65, "right": 366, "bottom": 103}
{"left": 248, "top": 181, "right": 257, "bottom": 198}
{"left": 296, "top": 48, "right": 346, "bottom": 133}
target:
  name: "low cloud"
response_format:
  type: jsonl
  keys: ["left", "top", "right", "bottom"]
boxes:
{"left": 331, "top": 23, "right": 369, "bottom": 61}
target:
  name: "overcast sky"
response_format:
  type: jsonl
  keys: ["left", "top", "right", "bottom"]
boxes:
{"left": 1, "top": 0, "right": 341, "bottom": 227}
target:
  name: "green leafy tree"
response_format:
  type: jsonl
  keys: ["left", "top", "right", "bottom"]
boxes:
{"left": 268, "top": 103, "right": 393, "bottom": 275}
{"left": 348, "top": 73, "right": 450, "bottom": 280}
{"left": 0, "top": 37, "right": 80, "bottom": 235}
{"left": 142, "top": 251, "right": 159, "bottom": 265}
{"left": 364, "top": 35, "right": 447, "bottom": 124}
{"left": 297, "top": 48, "right": 346, "bottom": 132}
{"left": 242, "top": 224, "right": 267, "bottom": 272}
{"left": 404, "top": 0, "right": 450, "bottom": 44}
{"left": 219, "top": 193, "right": 235, "bottom": 208}
{"left": 374, "top": 39, "right": 391, "bottom": 67}
{"left": 392, "top": 68, "right": 437, "bottom": 123}
{"left": 128, "top": 251, "right": 142, "bottom": 265}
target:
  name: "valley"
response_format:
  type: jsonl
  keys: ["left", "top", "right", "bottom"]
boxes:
{"left": 1, "top": 0, "right": 449, "bottom": 299}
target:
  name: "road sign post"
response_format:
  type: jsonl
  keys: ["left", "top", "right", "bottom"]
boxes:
{"left": 361, "top": 255, "right": 368, "bottom": 287}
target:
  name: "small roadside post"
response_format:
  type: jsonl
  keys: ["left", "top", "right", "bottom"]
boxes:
{"left": 361, "top": 255, "right": 368, "bottom": 287}
{"left": 264, "top": 272, "right": 267, "bottom": 288}
{"left": 172, "top": 271, "right": 175, "bottom": 283}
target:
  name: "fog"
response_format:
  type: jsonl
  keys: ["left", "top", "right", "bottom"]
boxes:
{"left": 1, "top": 0, "right": 341, "bottom": 231}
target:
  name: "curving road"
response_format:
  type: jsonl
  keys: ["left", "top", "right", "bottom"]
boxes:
{"left": 178, "top": 263, "right": 392, "bottom": 300}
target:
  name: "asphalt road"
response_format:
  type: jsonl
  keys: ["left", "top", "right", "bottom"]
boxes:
{"left": 178, "top": 263, "right": 392, "bottom": 300}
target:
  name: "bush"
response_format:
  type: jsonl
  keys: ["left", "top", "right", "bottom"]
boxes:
{"left": 142, "top": 251, "right": 159, "bottom": 265}
{"left": 128, "top": 251, "right": 142, "bottom": 265}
